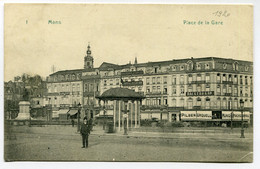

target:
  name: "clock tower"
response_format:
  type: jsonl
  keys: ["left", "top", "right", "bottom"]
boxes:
{"left": 84, "top": 44, "right": 94, "bottom": 69}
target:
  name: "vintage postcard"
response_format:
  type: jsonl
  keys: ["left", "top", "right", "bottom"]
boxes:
{"left": 4, "top": 4, "right": 253, "bottom": 163}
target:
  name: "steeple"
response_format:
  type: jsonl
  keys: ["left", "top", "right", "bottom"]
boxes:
{"left": 134, "top": 57, "right": 138, "bottom": 64}
{"left": 84, "top": 43, "right": 94, "bottom": 69}
{"left": 87, "top": 43, "right": 91, "bottom": 56}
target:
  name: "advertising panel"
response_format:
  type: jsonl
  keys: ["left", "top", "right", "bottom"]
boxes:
{"left": 180, "top": 111, "right": 197, "bottom": 121}
{"left": 196, "top": 111, "right": 212, "bottom": 120}
{"left": 222, "top": 111, "right": 250, "bottom": 121}
{"left": 222, "top": 111, "right": 232, "bottom": 120}
{"left": 232, "top": 111, "right": 250, "bottom": 121}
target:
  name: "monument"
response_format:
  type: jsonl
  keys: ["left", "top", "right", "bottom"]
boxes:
{"left": 15, "top": 87, "right": 31, "bottom": 120}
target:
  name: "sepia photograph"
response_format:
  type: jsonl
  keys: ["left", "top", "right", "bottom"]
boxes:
{"left": 3, "top": 3, "right": 254, "bottom": 163}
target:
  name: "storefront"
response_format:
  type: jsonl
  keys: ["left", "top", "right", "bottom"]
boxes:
{"left": 180, "top": 110, "right": 250, "bottom": 127}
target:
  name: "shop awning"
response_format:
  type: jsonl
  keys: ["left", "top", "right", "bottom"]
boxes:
{"left": 67, "top": 109, "right": 78, "bottom": 116}
{"left": 58, "top": 109, "right": 70, "bottom": 114}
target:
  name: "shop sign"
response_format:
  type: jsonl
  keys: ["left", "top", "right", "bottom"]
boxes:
{"left": 181, "top": 111, "right": 197, "bottom": 120}
{"left": 186, "top": 91, "right": 214, "bottom": 96}
{"left": 222, "top": 111, "right": 250, "bottom": 121}
{"left": 196, "top": 111, "right": 212, "bottom": 120}
{"left": 181, "top": 111, "right": 212, "bottom": 120}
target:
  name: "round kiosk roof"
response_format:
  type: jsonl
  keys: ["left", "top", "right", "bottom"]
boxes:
{"left": 96, "top": 87, "right": 145, "bottom": 101}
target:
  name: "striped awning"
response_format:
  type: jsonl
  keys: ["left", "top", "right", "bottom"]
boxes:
{"left": 58, "top": 109, "right": 70, "bottom": 114}
{"left": 67, "top": 109, "right": 78, "bottom": 116}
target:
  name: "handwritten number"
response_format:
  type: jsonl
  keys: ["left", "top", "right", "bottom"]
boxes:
{"left": 213, "top": 10, "right": 230, "bottom": 17}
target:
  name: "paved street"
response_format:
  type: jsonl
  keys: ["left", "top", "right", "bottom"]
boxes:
{"left": 4, "top": 125, "right": 253, "bottom": 162}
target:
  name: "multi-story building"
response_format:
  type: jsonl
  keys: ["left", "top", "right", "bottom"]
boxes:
{"left": 46, "top": 45, "right": 253, "bottom": 124}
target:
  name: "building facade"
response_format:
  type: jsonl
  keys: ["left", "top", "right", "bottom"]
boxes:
{"left": 46, "top": 45, "right": 253, "bottom": 124}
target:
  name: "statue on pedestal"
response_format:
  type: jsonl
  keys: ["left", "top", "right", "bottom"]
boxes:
{"left": 15, "top": 87, "right": 31, "bottom": 120}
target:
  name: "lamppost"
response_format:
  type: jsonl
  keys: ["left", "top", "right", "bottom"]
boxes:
{"left": 229, "top": 101, "right": 233, "bottom": 130}
{"left": 77, "top": 103, "right": 81, "bottom": 132}
{"left": 240, "top": 99, "right": 245, "bottom": 138}
{"left": 103, "top": 105, "right": 106, "bottom": 130}
{"left": 123, "top": 101, "right": 129, "bottom": 135}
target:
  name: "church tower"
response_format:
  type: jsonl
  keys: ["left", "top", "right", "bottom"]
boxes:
{"left": 84, "top": 44, "right": 94, "bottom": 69}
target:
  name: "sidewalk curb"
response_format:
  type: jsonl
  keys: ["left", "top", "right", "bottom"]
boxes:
{"left": 89, "top": 131, "right": 253, "bottom": 141}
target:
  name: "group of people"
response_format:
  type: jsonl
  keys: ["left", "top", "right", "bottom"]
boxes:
{"left": 77, "top": 117, "right": 93, "bottom": 148}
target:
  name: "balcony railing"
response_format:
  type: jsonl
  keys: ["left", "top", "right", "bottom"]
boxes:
{"left": 146, "top": 91, "right": 161, "bottom": 95}
{"left": 186, "top": 91, "right": 214, "bottom": 96}
{"left": 141, "top": 105, "right": 168, "bottom": 109}
{"left": 60, "top": 92, "right": 70, "bottom": 95}
{"left": 47, "top": 92, "right": 60, "bottom": 96}
{"left": 83, "top": 91, "right": 100, "bottom": 97}
{"left": 190, "top": 80, "right": 206, "bottom": 84}
{"left": 122, "top": 81, "right": 143, "bottom": 86}
{"left": 222, "top": 81, "right": 233, "bottom": 84}
{"left": 72, "top": 91, "right": 80, "bottom": 95}
{"left": 121, "top": 70, "right": 144, "bottom": 76}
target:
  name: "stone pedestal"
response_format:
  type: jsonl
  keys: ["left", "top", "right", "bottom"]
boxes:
{"left": 16, "top": 101, "right": 31, "bottom": 120}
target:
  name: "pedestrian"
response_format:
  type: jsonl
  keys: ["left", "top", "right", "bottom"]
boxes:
{"left": 89, "top": 118, "right": 93, "bottom": 131}
{"left": 71, "top": 119, "right": 75, "bottom": 127}
{"left": 80, "top": 117, "right": 90, "bottom": 148}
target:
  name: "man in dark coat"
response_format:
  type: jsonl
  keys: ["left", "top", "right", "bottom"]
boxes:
{"left": 80, "top": 117, "right": 90, "bottom": 148}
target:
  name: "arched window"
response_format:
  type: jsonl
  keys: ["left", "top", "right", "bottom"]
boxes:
{"left": 196, "top": 64, "right": 201, "bottom": 70}
{"left": 233, "top": 98, "right": 238, "bottom": 109}
{"left": 187, "top": 98, "right": 193, "bottom": 109}
{"left": 187, "top": 61, "right": 193, "bottom": 70}
{"left": 217, "top": 98, "right": 221, "bottom": 109}
{"left": 180, "top": 98, "right": 184, "bottom": 107}
{"left": 205, "top": 97, "right": 210, "bottom": 109}
{"left": 217, "top": 73, "right": 221, "bottom": 83}
{"left": 233, "top": 62, "right": 239, "bottom": 71}
{"left": 197, "top": 97, "right": 201, "bottom": 106}
{"left": 72, "top": 74, "right": 76, "bottom": 80}
{"left": 222, "top": 98, "right": 227, "bottom": 109}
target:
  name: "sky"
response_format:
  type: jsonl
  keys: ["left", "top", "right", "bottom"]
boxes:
{"left": 4, "top": 4, "right": 253, "bottom": 81}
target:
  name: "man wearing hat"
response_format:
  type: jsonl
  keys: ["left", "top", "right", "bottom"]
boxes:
{"left": 80, "top": 117, "right": 91, "bottom": 148}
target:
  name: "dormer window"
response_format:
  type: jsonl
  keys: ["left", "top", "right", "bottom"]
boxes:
{"left": 205, "top": 63, "right": 210, "bottom": 69}
{"left": 72, "top": 74, "right": 76, "bottom": 80}
{"left": 196, "top": 64, "right": 201, "bottom": 70}
{"left": 180, "top": 65, "right": 185, "bottom": 70}
{"left": 154, "top": 67, "right": 158, "bottom": 73}
{"left": 223, "top": 63, "right": 227, "bottom": 69}
{"left": 233, "top": 62, "right": 239, "bottom": 71}
{"left": 172, "top": 66, "right": 176, "bottom": 71}
{"left": 245, "top": 66, "right": 249, "bottom": 71}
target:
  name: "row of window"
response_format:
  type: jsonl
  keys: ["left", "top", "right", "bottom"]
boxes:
{"left": 50, "top": 73, "right": 81, "bottom": 82}
{"left": 145, "top": 97, "right": 252, "bottom": 109}
{"left": 84, "top": 83, "right": 99, "bottom": 92}
{"left": 46, "top": 97, "right": 81, "bottom": 106}
{"left": 103, "top": 86, "right": 143, "bottom": 92}
{"left": 146, "top": 86, "right": 168, "bottom": 94}
{"left": 48, "top": 83, "right": 81, "bottom": 93}
{"left": 146, "top": 76, "right": 168, "bottom": 85}
{"left": 103, "top": 79, "right": 120, "bottom": 86}
{"left": 216, "top": 74, "right": 253, "bottom": 85}
{"left": 146, "top": 98, "right": 168, "bottom": 106}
